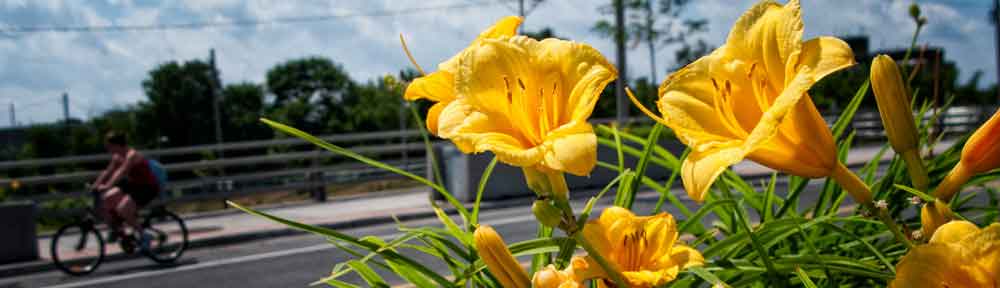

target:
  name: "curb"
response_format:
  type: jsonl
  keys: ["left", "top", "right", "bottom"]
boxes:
{"left": 0, "top": 192, "right": 533, "bottom": 278}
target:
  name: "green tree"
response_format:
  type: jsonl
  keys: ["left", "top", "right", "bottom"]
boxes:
{"left": 221, "top": 82, "right": 269, "bottom": 141}
{"left": 141, "top": 60, "right": 219, "bottom": 147}
{"left": 265, "top": 57, "right": 354, "bottom": 134}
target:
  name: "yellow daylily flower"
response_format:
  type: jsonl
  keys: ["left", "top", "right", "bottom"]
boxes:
{"left": 871, "top": 54, "right": 929, "bottom": 190}
{"left": 891, "top": 221, "right": 1000, "bottom": 287}
{"left": 934, "top": 108, "right": 1000, "bottom": 201}
{"left": 403, "top": 16, "right": 523, "bottom": 135}
{"left": 438, "top": 35, "right": 617, "bottom": 180}
{"left": 474, "top": 225, "right": 530, "bottom": 288}
{"left": 631, "top": 0, "right": 856, "bottom": 202}
{"left": 580, "top": 207, "right": 704, "bottom": 287}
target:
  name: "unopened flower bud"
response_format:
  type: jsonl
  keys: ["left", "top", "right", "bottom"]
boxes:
{"left": 871, "top": 55, "right": 928, "bottom": 190}
{"left": 532, "top": 200, "right": 564, "bottom": 228}
{"left": 920, "top": 200, "right": 954, "bottom": 238}
{"left": 532, "top": 265, "right": 581, "bottom": 288}
{"left": 909, "top": 4, "right": 922, "bottom": 22}
{"left": 474, "top": 225, "right": 530, "bottom": 288}
{"left": 934, "top": 109, "right": 1000, "bottom": 200}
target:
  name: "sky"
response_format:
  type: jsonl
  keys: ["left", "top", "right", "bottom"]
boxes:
{"left": 0, "top": 0, "right": 995, "bottom": 127}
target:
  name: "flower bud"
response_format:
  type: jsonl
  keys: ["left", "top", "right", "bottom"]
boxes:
{"left": 934, "top": 109, "right": 1000, "bottom": 200}
{"left": 532, "top": 200, "right": 563, "bottom": 228}
{"left": 532, "top": 265, "right": 581, "bottom": 288}
{"left": 871, "top": 55, "right": 928, "bottom": 190}
{"left": 920, "top": 200, "right": 953, "bottom": 238}
{"left": 474, "top": 225, "right": 530, "bottom": 288}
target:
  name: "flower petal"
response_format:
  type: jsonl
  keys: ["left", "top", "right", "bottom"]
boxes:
{"left": 725, "top": 0, "right": 803, "bottom": 89}
{"left": 532, "top": 38, "right": 617, "bottom": 123}
{"left": 682, "top": 145, "right": 745, "bottom": 202}
{"left": 930, "top": 220, "right": 979, "bottom": 244}
{"left": 960, "top": 223, "right": 1000, "bottom": 278}
{"left": 425, "top": 101, "right": 448, "bottom": 136}
{"left": 438, "top": 16, "right": 523, "bottom": 73}
{"left": 543, "top": 122, "right": 597, "bottom": 176}
{"left": 668, "top": 245, "right": 704, "bottom": 269}
{"left": 796, "top": 36, "right": 856, "bottom": 83}
{"left": 404, "top": 70, "right": 455, "bottom": 102}
{"left": 890, "top": 243, "right": 994, "bottom": 288}
{"left": 657, "top": 50, "right": 753, "bottom": 146}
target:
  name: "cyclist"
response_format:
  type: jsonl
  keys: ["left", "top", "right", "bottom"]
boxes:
{"left": 92, "top": 131, "right": 160, "bottom": 251}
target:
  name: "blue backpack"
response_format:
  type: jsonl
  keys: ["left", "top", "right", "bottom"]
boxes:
{"left": 148, "top": 159, "right": 168, "bottom": 189}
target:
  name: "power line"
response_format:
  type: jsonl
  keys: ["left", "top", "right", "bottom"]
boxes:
{"left": 0, "top": 1, "right": 497, "bottom": 34}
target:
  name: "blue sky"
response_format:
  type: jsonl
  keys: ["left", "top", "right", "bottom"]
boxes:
{"left": 0, "top": 0, "right": 994, "bottom": 127}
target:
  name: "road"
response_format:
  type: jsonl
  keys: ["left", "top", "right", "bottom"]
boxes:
{"left": 0, "top": 177, "right": 874, "bottom": 288}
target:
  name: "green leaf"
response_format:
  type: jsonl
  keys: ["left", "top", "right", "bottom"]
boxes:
{"left": 623, "top": 124, "right": 664, "bottom": 209}
{"left": 685, "top": 266, "right": 730, "bottom": 288}
{"left": 471, "top": 157, "right": 499, "bottom": 228}
{"left": 831, "top": 78, "right": 869, "bottom": 139}
{"left": 228, "top": 201, "right": 456, "bottom": 288}
{"left": 260, "top": 118, "right": 471, "bottom": 223}
{"left": 347, "top": 260, "right": 390, "bottom": 288}
{"left": 794, "top": 266, "right": 819, "bottom": 288}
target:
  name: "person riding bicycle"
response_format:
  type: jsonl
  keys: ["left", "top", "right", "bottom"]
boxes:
{"left": 92, "top": 131, "right": 160, "bottom": 250}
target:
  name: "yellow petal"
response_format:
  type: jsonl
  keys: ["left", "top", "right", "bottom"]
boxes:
{"left": 962, "top": 108, "right": 1000, "bottom": 174}
{"left": 668, "top": 245, "right": 705, "bottom": 269}
{"left": 404, "top": 70, "right": 455, "bottom": 102}
{"left": 796, "top": 36, "right": 856, "bottom": 82}
{"left": 438, "top": 16, "right": 523, "bottom": 73}
{"left": 891, "top": 243, "right": 994, "bottom": 288}
{"left": 425, "top": 101, "right": 448, "bottom": 136}
{"left": 682, "top": 145, "right": 745, "bottom": 202}
{"left": 542, "top": 123, "right": 597, "bottom": 176}
{"left": 657, "top": 50, "right": 754, "bottom": 145}
{"left": 930, "top": 220, "right": 979, "bottom": 244}
{"left": 959, "top": 223, "right": 1000, "bottom": 277}
{"left": 532, "top": 38, "right": 618, "bottom": 123}
{"left": 725, "top": 0, "right": 803, "bottom": 88}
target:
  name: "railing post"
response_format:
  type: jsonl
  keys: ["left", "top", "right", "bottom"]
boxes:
{"left": 310, "top": 149, "right": 326, "bottom": 202}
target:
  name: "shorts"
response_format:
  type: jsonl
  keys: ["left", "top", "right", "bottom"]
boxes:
{"left": 119, "top": 181, "right": 159, "bottom": 207}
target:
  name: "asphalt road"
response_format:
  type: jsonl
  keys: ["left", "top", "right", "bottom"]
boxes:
{"left": 0, "top": 176, "right": 879, "bottom": 288}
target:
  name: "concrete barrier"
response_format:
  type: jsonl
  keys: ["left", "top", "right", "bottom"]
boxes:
{"left": 0, "top": 201, "right": 38, "bottom": 264}
{"left": 435, "top": 138, "right": 686, "bottom": 202}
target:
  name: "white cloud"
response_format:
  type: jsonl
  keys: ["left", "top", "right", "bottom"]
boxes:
{"left": 0, "top": 0, "right": 995, "bottom": 127}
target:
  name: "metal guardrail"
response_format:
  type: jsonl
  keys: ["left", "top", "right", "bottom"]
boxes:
{"left": 2, "top": 129, "right": 430, "bottom": 208}
{"left": 2, "top": 106, "right": 994, "bottom": 213}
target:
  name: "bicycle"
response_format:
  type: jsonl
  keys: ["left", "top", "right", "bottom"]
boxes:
{"left": 50, "top": 186, "right": 189, "bottom": 276}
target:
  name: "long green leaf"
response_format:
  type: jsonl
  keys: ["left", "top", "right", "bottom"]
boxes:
{"left": 260, "top": 118, "right": 471, "bottom": 222}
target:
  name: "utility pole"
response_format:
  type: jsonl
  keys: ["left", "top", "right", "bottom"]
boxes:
{"left": 519, "top": 0, "right": 525, "bottom": 17}
{"left": 614, "top": 0, "right": 628, "bottom": 124}
{"left": 62, "top": 92, "right": 69, "bottom": 125}
{"left": 209, "top": 49, "right": 224, "bottom": 152}
{"left": 8, "top": 102, "right": 14, "bottom": 127}
{"left": 645, "top": 0, "right": 657, "bottom": 89}
{"left": 994, "top": 0, "right": 1000, "bottom": 104}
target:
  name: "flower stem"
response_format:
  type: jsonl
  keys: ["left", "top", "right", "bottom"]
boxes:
{"left": 900, "top": 149, "right": 929, "bottom": 191}
{"left": 830, "top": 163, "right": 913, "bottom": 248}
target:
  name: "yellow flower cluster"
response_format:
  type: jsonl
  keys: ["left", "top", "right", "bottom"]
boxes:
{"left": 403, "top": 0, "right": 1000, "bottom": 287}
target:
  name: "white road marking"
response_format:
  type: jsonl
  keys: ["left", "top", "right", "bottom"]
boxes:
{"left": 42, "top": 211, "right": 543, "bottom": 288}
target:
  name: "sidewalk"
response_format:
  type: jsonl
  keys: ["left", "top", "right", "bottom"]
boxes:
{"left": 0, "top": 140, "right": 954, "bottom": 277}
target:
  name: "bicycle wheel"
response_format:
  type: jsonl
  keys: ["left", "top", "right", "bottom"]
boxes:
{"left": 50, "top": 222, "right": 105, "bottom": 276}
{"left": 141, "top": 210, "right": 188, "bottom": 263}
